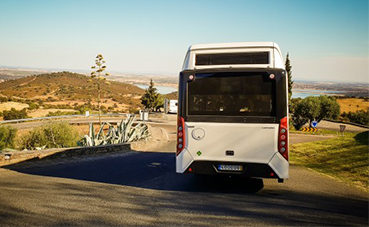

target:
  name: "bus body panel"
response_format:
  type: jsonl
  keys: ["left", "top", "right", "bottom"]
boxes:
{"left": 268, "top": 152, "right": 289, "bottom": 179}
{"left": 185, "top": 122, "right": 278, "bottom": 164}
{"left": 176, "top": 148, "right": 194, "bottom": 173}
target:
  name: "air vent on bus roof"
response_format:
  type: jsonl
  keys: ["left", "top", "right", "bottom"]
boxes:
{"left": 195, "top": 52, "right": 269, "bottom": 66}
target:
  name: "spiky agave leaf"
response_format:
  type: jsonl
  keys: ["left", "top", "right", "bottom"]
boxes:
{"left": 89, "top": 123, "right": 95, "bottom": 144}
{"left": 80, "top": 116, "right": 149, "bottom": 147}
{"left": 96, "top": 122, "right": 107, "bottom": 140}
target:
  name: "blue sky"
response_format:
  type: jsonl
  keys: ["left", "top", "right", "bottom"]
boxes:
{"left": 0, "top": 0, "right": 368, "bottom": 82}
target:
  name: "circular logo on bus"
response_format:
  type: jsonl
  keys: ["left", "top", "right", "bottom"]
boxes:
{"left": 192, "top": 128, "right": 206, "bottom": 140}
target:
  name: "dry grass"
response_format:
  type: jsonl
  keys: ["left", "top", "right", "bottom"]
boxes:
{"left": 27, "top": 108, "right": 76, "bottom": 118}
{"left": 0, "top": 102, "right": 29, "bottom": 111}
{"left": 338, "top": 98, "right": 369, "bottom": 113}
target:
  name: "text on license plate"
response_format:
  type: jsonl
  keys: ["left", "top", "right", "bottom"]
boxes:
{"left": 218, "top": 164, "right": 243, "bottom": 171}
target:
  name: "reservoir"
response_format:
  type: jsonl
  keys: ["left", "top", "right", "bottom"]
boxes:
{"left": 135, "top": 84, "right": 177, "bottom": 94}
{"left": 135, "top": 84, "right": 343, "bottom": 98}
{"left": 292, "top": 89, "right": 343, "bottom": 98}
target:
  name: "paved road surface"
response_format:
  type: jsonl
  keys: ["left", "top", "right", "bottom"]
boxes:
{"left": 0, "top": 150, "right": 367, "bottom": 226}
{"left": 1, "top": 116, "right": 367, "bottom": 226}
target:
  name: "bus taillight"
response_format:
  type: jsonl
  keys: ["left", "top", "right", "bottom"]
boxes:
{"left": 176, "top": 116, "right": 186, "bottom": 156}
{"left": 278, "top": 117, "right": 289, "bottom": 161}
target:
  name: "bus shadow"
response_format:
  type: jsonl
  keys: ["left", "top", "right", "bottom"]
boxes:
{"left": 4, "top": 151, "right": 264, "bottom": 194}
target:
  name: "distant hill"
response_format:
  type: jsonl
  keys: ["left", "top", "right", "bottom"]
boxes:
{"left": 164, "top": 92, "right": 178, "bottom": 100}
{"left": 0, "top": 71, "right": 145, "bottom": 108}
{"left": 0, "top": 67, "right": 49, "bottom": 81}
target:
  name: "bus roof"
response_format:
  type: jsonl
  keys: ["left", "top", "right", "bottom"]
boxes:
{"left": 189, "top": 42, "right": 280, "bottom": 51}
{"left": 182, "top": 42, "right": 285, "bottom": 71}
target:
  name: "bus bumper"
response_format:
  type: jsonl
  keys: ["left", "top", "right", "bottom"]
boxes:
{"left": 176, "top": 151, "right": 289, "bottom": 179}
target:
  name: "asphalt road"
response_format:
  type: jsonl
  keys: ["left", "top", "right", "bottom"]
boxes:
{"left": 0, "top": 150, "right": 367, "bottom": 226}
{"left": 1, "top": 117, "right": 367, "bottom": 226}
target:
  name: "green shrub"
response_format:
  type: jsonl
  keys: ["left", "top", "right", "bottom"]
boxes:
{"left": 341, "top": 109, "right": 369, "bottom": 126}
{"left": 0, "top": 125, "right": 17, "bottom": 150}
{"left": 3, "top": 108, "right": 29, "bottom": 120}
{"left": 21, "top": 121, "right": 79, "bottom": 150}
{"left": 0, "top": 97, "right": 7, "bottom": 103}
{"left": 46, "top": 111, "right": 78, "bottom": 117}
{"left": 28, "top": 102, "right": 39, "bottom": 110}
{"left": 21, "top": 127, "right": 46, "bottom": 150}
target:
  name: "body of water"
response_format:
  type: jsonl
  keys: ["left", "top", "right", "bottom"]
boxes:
{"left": 292, "top": 89, "right": 343, "bottom": 99}
{"left": 135, "top": 84, "right": 177, "bottom": 94}
{"left": 135, "top": 84, "right": 342, "bottom": 98}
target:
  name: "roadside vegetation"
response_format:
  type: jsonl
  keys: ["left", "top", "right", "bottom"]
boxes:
{"left": 46, "top": 110, "right": 79, "bottom": 117}
{"left": 20, "top": 121, "right": 79, "bottom": 150}
{"left": 2, "top": 108, "right": 29, "bottom": 120}
{"left": 141, "top": 79, "right": 164, "bottom": 112}
{"left": 89, "top": 54, "right": 110, "bottom": 125}
{"left": 340, "top": 109, "right": 369, "bottom": 126}
{"left": 0, "top": 125, "right": 17, "bottom": 150}
{"left": 290, "top": 131, "right": 369, "bottom": 192}
{"left": 290, "top": 96, "right": 340, "bottom": 130}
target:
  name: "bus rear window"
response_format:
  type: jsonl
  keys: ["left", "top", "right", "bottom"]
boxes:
{"left": 187, "top": 72, "right": 276, "bottom": 116}
{"left": 195, "top": 52, "right": 269, "bottom": 65}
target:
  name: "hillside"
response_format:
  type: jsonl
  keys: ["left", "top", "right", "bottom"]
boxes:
{"left": 163, "top": 91, "right": 178, "bottom": 100}
{"left": 0, "top": 71, "right": 144, "bottom": 99}
{"left": 0, "top": 71, "right": 145, "bottom": 112}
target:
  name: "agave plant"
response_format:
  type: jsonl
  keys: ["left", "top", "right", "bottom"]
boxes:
{"left": 79, "top": 115, "right": 149, "bottom": 147}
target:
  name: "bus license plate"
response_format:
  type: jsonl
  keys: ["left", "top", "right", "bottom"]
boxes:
{"left": 218, "top": 165, "right": 243, "bottom": 171}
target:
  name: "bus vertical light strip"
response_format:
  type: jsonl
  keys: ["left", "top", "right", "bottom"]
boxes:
{"left": 176, "top": 116, "right": 186, "bottom": 156}
{"left": 278, "top": 117, "right": 289, "bottom": 160}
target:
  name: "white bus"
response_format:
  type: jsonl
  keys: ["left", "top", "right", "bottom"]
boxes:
{"left": 176, "top": 42, "right": 289, "bottom": 183}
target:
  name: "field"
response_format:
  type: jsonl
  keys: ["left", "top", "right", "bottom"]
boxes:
{"left": 337, "top": 98, "right": 369, "bottom": 113}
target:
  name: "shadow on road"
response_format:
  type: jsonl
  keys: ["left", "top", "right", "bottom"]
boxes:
{"left": 2, "top": 151, "right": 368, "bottom": 226}
{"left": 4, "top": 151, "right": 264, "bottom": 194}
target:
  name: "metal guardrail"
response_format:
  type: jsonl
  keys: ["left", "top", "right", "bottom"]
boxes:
{"left": 323, "top": 119, "right": 369, "bottom": 129}
{"left": 0, "top": 113, "right": 130, "bottom": 124}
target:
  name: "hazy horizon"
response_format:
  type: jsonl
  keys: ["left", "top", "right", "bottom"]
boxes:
{"left": 1, "top": 65, "right": 368, "bottom": 85}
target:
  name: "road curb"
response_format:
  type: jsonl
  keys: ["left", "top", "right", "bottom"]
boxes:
{"left": 0, "top": 143, "right": 131, "bottom": 167}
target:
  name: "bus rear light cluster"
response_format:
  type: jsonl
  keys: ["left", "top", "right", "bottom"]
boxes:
{"left": 176, "top": 116, "right": 185, "bottom": 156}
{"left": 278, "top": 117, "right": 289, "bottom": 161}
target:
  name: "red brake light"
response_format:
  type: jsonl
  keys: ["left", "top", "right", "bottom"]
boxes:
{"left": 176, "top": 116, "right": 185, "bottom": 156}
{"left": 278, "top": 116, "right": 289, "bottom": 161}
